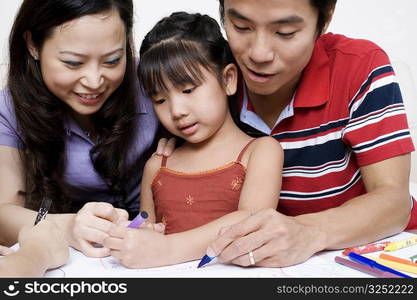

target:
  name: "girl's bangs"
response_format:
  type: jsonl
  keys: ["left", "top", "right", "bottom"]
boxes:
{"left": 139, "top": 40, "right": 212, "bottom": 97}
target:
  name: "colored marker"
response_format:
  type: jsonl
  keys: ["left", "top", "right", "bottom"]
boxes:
{"left": 127, "top": 211, "right": 148, "bottom": 228}
{"left": 335, "top": 256, "right": 402, "bottom": 278}
{"left": 348, "top": 252, "right": 412, "bottom": 278}
{"left": 380, "top": 253, "right": 417, "bottom": 268}
{"left": 384, "top": 236, "right": 417, "bottom": 252}
{"left": 410, "top": 254, "right": 417, "bottom": 263}
{"left": 370, "top": 254, "right": 417, "bottom": 275}
{"left": 342, "top": 241, "right": 391, "bottom": 256}
{"left": 34, "top": 198, "right": 52, "bottom": 225}
{"left": 197, "top": 254, "right": 216, "bottom": 268}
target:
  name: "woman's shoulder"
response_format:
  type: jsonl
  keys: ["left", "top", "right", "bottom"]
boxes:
{"left": 0, "top": 89, "right": 16, "bottom": 119}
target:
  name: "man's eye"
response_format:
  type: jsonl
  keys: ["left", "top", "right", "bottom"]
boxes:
{"left": 276, "top": 32, "right": 296, "bottom": 38}
{"left": 234, "top": 24, "right": 250, "bottom": 32}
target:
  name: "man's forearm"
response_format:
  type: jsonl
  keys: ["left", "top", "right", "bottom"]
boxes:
{"left": 295, "top": 186, "right": 410, "bottom": 251}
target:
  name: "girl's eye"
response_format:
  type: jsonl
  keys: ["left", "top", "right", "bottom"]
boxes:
{"left": 182, "top": 87, "right": 195, "bottom": 94}
{"left": 154, "top": 98, "right": 166, "bottom": 105}
{"left": 104, "top": 57, "right": 121, "bottom": 65}
{"left": 62, "top": 60, "right": 82, "bottom": 67}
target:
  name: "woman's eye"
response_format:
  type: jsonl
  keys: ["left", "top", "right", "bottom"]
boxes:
{"left": 104, "top": 57, "right": 121, "bottom": 65}
{"left": 62, "top": 61, "right": 82, "bottom": 67}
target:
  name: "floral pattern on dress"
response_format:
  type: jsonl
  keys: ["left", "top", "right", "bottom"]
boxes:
{"left": 231, "top": 176, "right": 243, "bottom": 191}
{"left": 185, "top": 195, "right": 194, "bottom": 206}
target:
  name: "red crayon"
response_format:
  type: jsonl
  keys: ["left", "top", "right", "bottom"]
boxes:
{"left": 342, "top": 241, "right": 391, "bottom": 256}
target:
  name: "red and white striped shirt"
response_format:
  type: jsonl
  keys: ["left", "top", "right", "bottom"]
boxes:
{"left": 235, "top": 33, "right": 417, "bottom": 229}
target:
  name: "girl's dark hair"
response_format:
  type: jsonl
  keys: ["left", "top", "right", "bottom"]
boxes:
{"left": 138, "top": 11, "right": 235, "bottom": 99}
{"left": 218, "top": 0, "right": 337, "bottom": 35}
{"left": 7, "top": 0, "right": 137, "bottom": 213}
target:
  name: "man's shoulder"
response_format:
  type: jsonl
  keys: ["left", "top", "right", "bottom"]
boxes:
{"left": 321, "top": 32, "right": 385, "bottom": 58}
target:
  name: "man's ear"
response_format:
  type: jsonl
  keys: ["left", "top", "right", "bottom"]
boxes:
{"left": 222, "top": 63, "right": 238, "bottom": 96}
{"left": 23, "top": 31, "right": 39, "bottom": 60}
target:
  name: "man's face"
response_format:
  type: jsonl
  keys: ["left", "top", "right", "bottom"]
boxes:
{"left": 223, "top": 0, "right": 319, "bottom": 98}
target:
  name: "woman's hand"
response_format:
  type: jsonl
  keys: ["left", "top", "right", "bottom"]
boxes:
{"left": 69, "top": 202, "right": 129, "bottom": 258}
{"left": 19, "top": 220, "right": 69, "bottom": 269}
{"left": 155, "top": 137, "right": 176, "bottom": 156}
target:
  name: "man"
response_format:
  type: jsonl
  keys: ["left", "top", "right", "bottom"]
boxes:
{"left": 206, "top": 0, "right": 416, "bottom": 267}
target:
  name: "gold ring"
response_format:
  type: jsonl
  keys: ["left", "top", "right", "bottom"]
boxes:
{"left": 248, "top": 251, "right": 255, "bottom": 265}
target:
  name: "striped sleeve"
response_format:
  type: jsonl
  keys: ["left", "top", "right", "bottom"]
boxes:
{"left": 342, "top": 50, "right": 415, "bottom": 166}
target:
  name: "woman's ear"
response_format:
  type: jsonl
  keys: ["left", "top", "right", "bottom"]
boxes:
{"left": 222, "top": 63, "right": 238, "bottom": 96}
{"left": 23, "top": 31, "right": 39, "bottom": 60}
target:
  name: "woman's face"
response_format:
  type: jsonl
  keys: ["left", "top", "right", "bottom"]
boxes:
{"left": 32, "top": 9, "right": 127, "bottom": 121}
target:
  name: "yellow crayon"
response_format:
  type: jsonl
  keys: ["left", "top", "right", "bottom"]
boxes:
{"left": 366, "top": 256, "right": 417, "bottom": 275}
{"left": 384, "top": 236, "right": 417, "bottom": 252}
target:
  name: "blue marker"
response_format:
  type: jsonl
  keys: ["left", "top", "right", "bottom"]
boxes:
{"left": 348, "top": 252, "right": 412, "bottom": 278}
{"left": 197, "top": 254, "right": 216, "bottom": 268}
{"left": 128, "top": 211, "right": 148, "bottom": 228}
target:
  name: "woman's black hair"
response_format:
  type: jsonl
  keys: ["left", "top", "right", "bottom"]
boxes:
{"left": 138, "top": 11, "right": 235, "bottom": 99}
{"left": 218, "top": 0, "right": 337, "bottom": 35}
{"left": 8, "top": 0, "right": 137, "bottom": 213}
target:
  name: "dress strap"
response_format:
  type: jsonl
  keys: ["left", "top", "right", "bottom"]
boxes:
{"left": 236, "top": 139, "right": 256, "bottom": 163}
{"left": 161, "top": 155, "right": 168, "bottom": 167}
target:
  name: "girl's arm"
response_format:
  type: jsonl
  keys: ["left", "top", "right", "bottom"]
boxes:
{"left": 106, "top": 137, "right": 283, "bottom": 268}
{"left": 139, "top": 155, "right": 162, "bottom": 223}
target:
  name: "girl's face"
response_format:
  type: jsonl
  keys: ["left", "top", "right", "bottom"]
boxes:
{"left": 151, "top": 64, "right": 237, "bottom": 144}
{"left": 28, "top": 9, "right": 127, "bottom": 124}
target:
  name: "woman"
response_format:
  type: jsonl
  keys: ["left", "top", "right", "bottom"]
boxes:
{"left": 0, "top": 0, "right": 159, "bottom": 257}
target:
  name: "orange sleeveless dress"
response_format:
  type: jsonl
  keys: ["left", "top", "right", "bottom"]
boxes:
{"left": 152, "top": 140, "right": 255, "bottom": 234}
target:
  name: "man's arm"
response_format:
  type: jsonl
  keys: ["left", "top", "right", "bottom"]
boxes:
{"left": 298, "top": 153, "right": 411, "bottom": 250}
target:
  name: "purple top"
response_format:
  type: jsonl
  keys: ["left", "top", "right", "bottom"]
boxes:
{"left": 0, "top": 89, "right": 159, "bottom": 216}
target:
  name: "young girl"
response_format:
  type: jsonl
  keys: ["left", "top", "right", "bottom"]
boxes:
{"left": 104, "top": 12, "right": 283, "bottom": 268}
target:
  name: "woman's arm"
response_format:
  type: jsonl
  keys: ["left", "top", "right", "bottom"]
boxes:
{"left": 105, "top": 137, "right": 283, "bottom": 268}
{"left": 0, "top": 145, "right": 33, "bottom": 245}
{"left": 0, "top": 220, "right": 69, "bottom": 277}
{"left": 0, "top": 146, "right": 128, "bottom": 258}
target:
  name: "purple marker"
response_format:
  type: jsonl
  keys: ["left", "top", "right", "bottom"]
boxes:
{"left": 127, "top": 211, "right": 148, "bottom": 228}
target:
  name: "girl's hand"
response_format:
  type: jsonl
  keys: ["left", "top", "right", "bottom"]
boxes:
{"left": 104, "top": 226, "right": 171, "bottom": 268}
{"left": 155, "top": 137, "right": 176, "bottom": 156}
{"left": 70, "top": 202, "right": 128, "bottom": 258}
{"left": 145, "top": 222, "right": 165, "bottom": 234}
